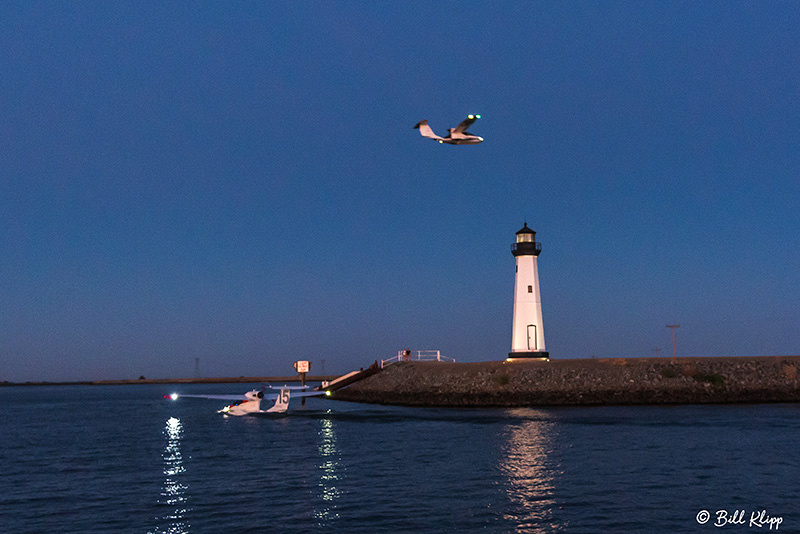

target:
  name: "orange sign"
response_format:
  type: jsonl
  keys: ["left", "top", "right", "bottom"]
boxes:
{"left": 294, "top": 360, "right": 310, "bottom": 373}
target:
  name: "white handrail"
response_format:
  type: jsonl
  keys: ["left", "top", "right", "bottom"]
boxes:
{"left": 380, "top": 350, "right": 455, "bottom": 368}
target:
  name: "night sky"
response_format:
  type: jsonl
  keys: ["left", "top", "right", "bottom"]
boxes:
{"left": 2, "top": 2, "right": 799, "bottom": 382}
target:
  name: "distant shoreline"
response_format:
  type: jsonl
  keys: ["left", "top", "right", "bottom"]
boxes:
{"left": 0, "top": 375, "right": 340, "bottom": 387}
{"left": 8, "top": 355, "right": 800, "bottom": 408}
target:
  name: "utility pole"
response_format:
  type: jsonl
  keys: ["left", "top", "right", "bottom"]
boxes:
{"left": 666, "top": 324, "right": 680, "bottom": 359}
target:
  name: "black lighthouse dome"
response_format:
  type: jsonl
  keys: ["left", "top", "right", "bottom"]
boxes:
{"left": 511, "top": 223, "right": 542, "bottom": 256}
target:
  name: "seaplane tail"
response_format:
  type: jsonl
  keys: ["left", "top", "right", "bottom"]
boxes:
{"left": 266, "top": 389, "right": 290, "bottom": 413}
{"left": 413, "top": 120, "right": 444, "bottom": 142}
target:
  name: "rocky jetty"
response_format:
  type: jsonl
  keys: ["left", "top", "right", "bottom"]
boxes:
{"left": 331, "top": 356, "right": 800, "bottom": 407}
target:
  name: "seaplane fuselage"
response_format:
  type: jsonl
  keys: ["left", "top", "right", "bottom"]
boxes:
{"left": 440, "top": 132, "right": 484, "bottom": 145}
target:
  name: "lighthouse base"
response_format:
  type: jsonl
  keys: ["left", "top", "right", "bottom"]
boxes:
{"left": 507, "top": 351, "right": 550, "bottom": 361}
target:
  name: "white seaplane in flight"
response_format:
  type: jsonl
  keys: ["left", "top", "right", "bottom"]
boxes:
{"left": 413, "top": 114, "right": 483, "bottom": 145}
{"left": 166, "top": 385, "right": 327, "bottom": 415}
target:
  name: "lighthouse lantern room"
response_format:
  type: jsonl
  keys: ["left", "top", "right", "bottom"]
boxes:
{"left": 509, "top": 223, "right": 549, "bottom": 360}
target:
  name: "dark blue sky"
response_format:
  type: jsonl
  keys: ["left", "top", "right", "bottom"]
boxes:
{"left": 2, "top": 2, "right": 799, "bottom": 381}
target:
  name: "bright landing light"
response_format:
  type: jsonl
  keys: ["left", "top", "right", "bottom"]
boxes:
{"left": 170, "top": 393, "right": 179, "bottom": 400}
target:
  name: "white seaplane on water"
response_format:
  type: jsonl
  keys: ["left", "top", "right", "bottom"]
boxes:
{"left": 413, "top": 114, "right": 483, "bottom": 145}
{"left": 166, "top": 385, "right": 328, "bottom": 415}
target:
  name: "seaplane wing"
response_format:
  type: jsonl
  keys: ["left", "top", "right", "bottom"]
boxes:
{"left": 453, "top": 115, "right": 479, "bottom": 134}
{"left": 413, "top": 115, "right": 483, "bottom": 145}
{"left": 286, "top": 390, "right": 328, "bottom": 398}
{"left": 167, "top": 387, "right": 327, "bottom": 416}
{"left": 175, "top": 394, "right": 252, "bottom": 401}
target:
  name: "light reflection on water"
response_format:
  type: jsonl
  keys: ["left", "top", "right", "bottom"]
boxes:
{"left": 151, "top": 417, "right": 189, "bottom": 534}
{"left": 314, "top": 412, "right": 342, "bottom": 526}
{"left": 500, "top": 409, "right": 564, "bottom": 533}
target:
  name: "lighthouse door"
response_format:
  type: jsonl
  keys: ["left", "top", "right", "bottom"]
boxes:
{"left": 527, "top": 325, "right": 537, "bottom": 350}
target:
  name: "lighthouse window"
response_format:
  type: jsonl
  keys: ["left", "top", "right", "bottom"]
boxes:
{"left": 528, "top": 285, "right": 533, "bottom": 293}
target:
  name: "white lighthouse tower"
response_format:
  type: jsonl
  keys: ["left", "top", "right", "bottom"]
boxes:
{"left": 509, "top": 223, "right": 549, "bottom": 360}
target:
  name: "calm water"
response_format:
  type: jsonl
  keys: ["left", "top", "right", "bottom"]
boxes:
{"left": 1, "top": 384, "right": 798, "bottom": 533}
